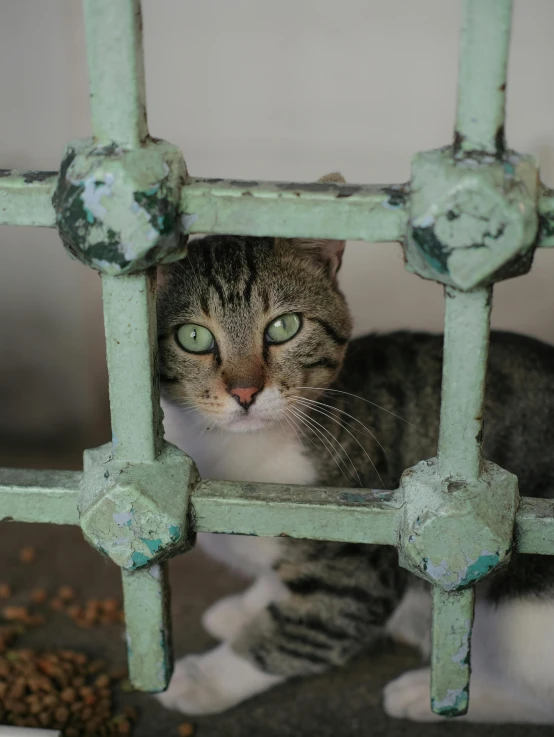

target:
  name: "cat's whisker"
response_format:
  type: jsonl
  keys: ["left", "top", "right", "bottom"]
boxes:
{"left": 298, "top": 387, "right": 415, "bottom": 428}
{"left": 291, "top": 395, "right": 387, "bottom": 456}
{"left": 289, "top": 406, "right": 361, "bottom": 486}
{"left": 283, "top": 408, "right": 317, "bottom": 452}
{"left": 293, "top": 398, "right": 385, "bottom": 488}
{"left": 288, "top": 407, "right": 355, "bottom": 486}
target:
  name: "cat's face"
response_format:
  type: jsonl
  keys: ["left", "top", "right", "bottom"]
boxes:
{"left": 157, "top": 234, "right": 352, "bottom": 433}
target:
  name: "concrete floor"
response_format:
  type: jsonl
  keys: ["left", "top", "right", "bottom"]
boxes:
{"left": 0, "top": 521, "right": 552, "bottom": 737}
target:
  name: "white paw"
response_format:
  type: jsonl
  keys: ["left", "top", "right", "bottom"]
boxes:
{"left": 156, "top": 644, "right": 283, "bottom": 716}
{"left": 384, "top": 668, "right": 443, "bottom": 722}
{"left": 202, "top": 594, "right": 248, "bottom": 642}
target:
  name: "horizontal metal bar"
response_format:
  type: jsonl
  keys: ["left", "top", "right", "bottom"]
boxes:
{"left": 515, "top": 497, "right": 554, "bottom": 554}
{"left": 0, "top": 171, "right": 57, "bottom": 227}
{"left": 0, "top": 468, "right": 80, "bottom": 525}
{"left": 193, "top": 481, "right": 403, "bottom": 546}
{"left": 1, "top": 171, "right": 554, "bottom": 250}
{"left": 181, "top": 178, "right": 409, "bottom": 242}
{"left": 0, "top": 468, "right": 553, "bottom": 556}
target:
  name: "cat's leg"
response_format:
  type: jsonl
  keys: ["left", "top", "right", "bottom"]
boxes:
{"left": 384, "top": 596, "right": 554, "bottom": 724}
{"left": 158, "top": 541, "right": 406, "bottom": 715}
{"left": 156, "top": 643, "right": 284, "bottom": 716}
{"left": 202, "top": 571, "right": 288, "bottom": 642}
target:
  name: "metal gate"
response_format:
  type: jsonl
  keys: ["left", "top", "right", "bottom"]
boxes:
{"left": 1, "top": 0, "right": 553, "bottom": 717}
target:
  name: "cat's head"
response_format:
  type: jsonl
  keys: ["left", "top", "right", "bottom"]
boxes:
{"left": 157, "top": 174, "right": 352, "bottom": 433}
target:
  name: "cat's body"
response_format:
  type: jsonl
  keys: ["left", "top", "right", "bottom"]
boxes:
{"left": 155, "top": 216, "right": 554, "bottom": 723}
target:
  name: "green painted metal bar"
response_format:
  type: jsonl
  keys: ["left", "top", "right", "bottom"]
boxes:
{"left": 102, "top": 272, "right": 163, "bottom": 463}
{"left": 438, "top": 287, "right": 492, "bottom": 480}
{"left": 181, "top": 178, "right": 408, "bottom": 242}
{"left": 193, "top": 481, "right": 402, "bottom": 546}
{"left": 81, "top": 0, "right": 169, "bottom": 691}
{"left": 0, "top": 468, "right": 80, "bottom": 525}
{"left": 3, "top": 170, "right": 554, "bottom": 253}
{"left": 1, "top": 466, "right": 554, "bottom": 556}
{"left": 431, "top": 588, "right": 474, "bottom": 717}
{"left": 0, "top": 171, "right": 57, "bottom": 227}
{"left": 455, "top": 0, "right": 513, "bottom": 155}
{"left": 121, "top": 564, "right": 173, "bottom": 692}
{"left": 83, "top": 0, "right": 147, "bottom": 148}
{"left": 515, "top": 497, "right": 554, "bottom": 554}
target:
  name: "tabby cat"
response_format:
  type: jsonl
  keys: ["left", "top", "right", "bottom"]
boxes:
{"left": 156, "top": 175, "right": 554, "bottom": 723}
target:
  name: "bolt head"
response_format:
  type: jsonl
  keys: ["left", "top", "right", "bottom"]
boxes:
{"left": 53, "top": 138, "right": 188, "bottom": 275}
{"left": 79, "top": 443, "right": 197, "bottom": 569}
{"left": 398, "top": 458, "right": 519, "bottom": 590}
{"left": 405, "top": 147, "right": 539, "bottom": 290}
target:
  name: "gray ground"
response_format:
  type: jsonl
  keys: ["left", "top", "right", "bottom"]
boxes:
{"left": 1, "top": 521, "right": 552, "bottom": 737}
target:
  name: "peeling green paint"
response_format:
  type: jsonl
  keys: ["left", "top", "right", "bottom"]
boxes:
{"left": 431, "top": 687, "right": 469, "bottom": 717}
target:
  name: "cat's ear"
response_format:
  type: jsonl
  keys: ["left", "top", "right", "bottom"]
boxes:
{"left": 290, "top": 172, "right": 346, "bottom": 282}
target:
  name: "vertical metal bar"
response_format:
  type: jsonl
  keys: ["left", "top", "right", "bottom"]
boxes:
{"left": 455, "top": 0, "right": 513, "bottom": 155}
{"left": 102, "top": 271, "right": 163, "bottom": 463}
{"left": 122, "top": 564, "right": 173, "bottom": 692}
{"left": 438, "top": 287, "right": 492, "bottom": 481}
{"left": 431, "top": 588, "right": 474, "bottom": 717}
{"left": 83, "top": 0, "right": 148, "bottom": 148}
{"left": 82, "top": 0, "right": 170, "bottom": 690}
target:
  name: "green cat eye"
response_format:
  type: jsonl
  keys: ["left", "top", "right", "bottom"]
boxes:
{"left": 176, "top": 324, "right": 215, "bottom": 353}
{"left": 265, "top": 313, "right": 301, "bottom": 344}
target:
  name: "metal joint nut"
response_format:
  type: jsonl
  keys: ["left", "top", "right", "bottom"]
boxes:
{"left": 79, "top": 442, "right": 198, "bottom": 569}
{"left": 398, "top": 458, "right": 519, "bottom": 590}
{"left": 53, "top": 137, "right": 188, "bottom": 275}
{"left": 404, "top": 146, "right": 539, "bottom": 290}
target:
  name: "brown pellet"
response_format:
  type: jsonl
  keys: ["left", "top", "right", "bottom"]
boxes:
{"left": 54, "top": 704, "right": 70, "bottom": 723}
{"left": 178, "top": 722, "right": 195, "bottom": 737}
{"left": 58, "top": 585, "right": 75, "bottom": 602}
{"left": 31, "top": 588, "right": 47, "bottom": 604}
{"left": 0, "top": 584, "right": 11, "bottom": 599}
{"left": 3, "top": 606, "right": 28, "bottom": 621}
{"left": 19, "top": 547, "right": 35, "bottom": 563}
{"left": 95, "top": 673, "right": 110, "bottom": 688}
{"left": 49, "top": 597, "right": 65, "bottom": 612}
{"left": 60, "top": 686, "right": 76, "bottom": 703}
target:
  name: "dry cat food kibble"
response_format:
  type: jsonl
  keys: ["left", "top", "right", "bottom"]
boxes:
{"left": 19, "top": 547, "right": 36, "bottom": 564}
{"left": 177, "top": 722, "right": 195, "bottom": 736}
{"left": 0, "top": 648, "right": 136, "bottom": 735}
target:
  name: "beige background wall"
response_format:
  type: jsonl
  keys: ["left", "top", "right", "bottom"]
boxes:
{"left": 1, "top": 0, "right": 553, "bottom": 451}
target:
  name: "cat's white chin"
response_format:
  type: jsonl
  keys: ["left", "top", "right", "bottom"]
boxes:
{"left": 224, "top": 414, "right": 276, "bottom": 433}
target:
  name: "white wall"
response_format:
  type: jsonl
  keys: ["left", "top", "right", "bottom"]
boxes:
{"left": 1, "top": 0, "right": 554, "bottom": 440}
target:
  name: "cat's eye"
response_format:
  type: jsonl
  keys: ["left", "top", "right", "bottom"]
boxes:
{"left": 265, "top": 313, "right": 301, "bottom": 344}
{"left": 176, "top": 324, "right": 215, "bottom": 353}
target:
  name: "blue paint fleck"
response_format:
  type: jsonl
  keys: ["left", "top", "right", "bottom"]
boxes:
{"left": 168, "top": 525, "right": 180, "bottom": 542}
{"left": 141, "top": 538, "right": 163, "bottom": 555}
{"left": 131, "top": 551, "right": 150, "bottom": 567}
{"left": 85, "top": 208, "right": 95, "bottom": 224}
{"left": 459, "top": 552, "right": 499, "bottom": 586}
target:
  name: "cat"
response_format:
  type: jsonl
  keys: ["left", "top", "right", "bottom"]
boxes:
{"left": 155, "top": 175, "right": 554, "bottom": 724}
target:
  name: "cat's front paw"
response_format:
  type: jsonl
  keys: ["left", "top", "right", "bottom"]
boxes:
{"left": 201, "top": 594, "right": 248, "bottom": 642}
{"left": 384, "top": 668, "right": 443, "bottom": 722}
{"left": 156, "top": 644, "right": 283, "bottom": 716}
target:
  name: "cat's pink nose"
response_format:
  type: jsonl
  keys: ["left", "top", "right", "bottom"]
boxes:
{"left": 230, "top": 385, "right": 261, "bottom": 410}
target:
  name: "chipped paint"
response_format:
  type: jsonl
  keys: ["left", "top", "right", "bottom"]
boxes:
{"left": 431, "top": 687, "right": 468, "bottom": 716}
{"left": 113, "top": 510, "right": 133, "bottom": 527}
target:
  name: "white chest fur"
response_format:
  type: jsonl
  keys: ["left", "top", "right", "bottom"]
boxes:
{"left": 162, "top": 400, "right": 317, "bottom": 576}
